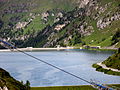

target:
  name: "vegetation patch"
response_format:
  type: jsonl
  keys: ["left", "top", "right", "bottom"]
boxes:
{"left": 0, "top": 68, "right": 30, "bottom": 90}
{"left": 92, "top": 64, "right": 120, "bottom": 76}
{"left": 103, "top": 49, "right": 120, "bottom": 70}
{"left": 31, "top": 85, "right": 97, "bottom": 90}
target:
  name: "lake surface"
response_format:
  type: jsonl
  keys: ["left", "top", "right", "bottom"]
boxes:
{"left": 0, "top": 49, "right": 120, "bottom": 86}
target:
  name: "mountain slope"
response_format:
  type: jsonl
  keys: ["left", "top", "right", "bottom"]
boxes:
{"left": 0, "top": 68, "right": 27, "bottom": 90}
{"left": 0, "top": 0, "right": 120, "bottom": 48}
{"left": 22, "top": 0, "right": 120, "bottom": 48}
{"left": 0, "top": 0, "right": 79, "bottom": 47}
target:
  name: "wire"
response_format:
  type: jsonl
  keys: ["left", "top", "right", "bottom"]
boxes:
{"left": 18, "top": 50, "right": 92, "bottom": 84}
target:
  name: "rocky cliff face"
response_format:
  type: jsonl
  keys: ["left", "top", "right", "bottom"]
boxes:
{"left": 79, "top": 0, "right": 91, "bottom": 8}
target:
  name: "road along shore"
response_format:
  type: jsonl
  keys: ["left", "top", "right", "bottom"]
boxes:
{"left": 0, "top": 47, "right": 74, "bottom": 52}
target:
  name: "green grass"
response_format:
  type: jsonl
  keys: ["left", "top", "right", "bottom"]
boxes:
{"left": 98, "top": 36, "right": 112, "bottom": 47}
{"left": 82, "top": 19, "right": 120, "bottom": 47}
{"left": 30, "top": 0, "right": 74, "bottom": 13}
{"left": 108, "top": 84, "right": 120, "bottom": 89}
{"left": 81, "top": 0, "right": 120, "bottom": 47}
{"left": 82, "top": 30, "right": 112, "bottom": 46}
{"left": 23, "top": 14, "right": 55, "bottom": 34}
{"left": 31, "top": 84, "right": 120, "bottom": 90}
{"left": 24, "top": 16, "right": 46, "bottom": 34}
{"left": 31, "top": 85, "right": 97, "bottom": 90}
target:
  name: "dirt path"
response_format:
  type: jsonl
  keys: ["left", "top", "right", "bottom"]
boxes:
{"left": 97, "top": 62, "right": 120, "bottom": 72}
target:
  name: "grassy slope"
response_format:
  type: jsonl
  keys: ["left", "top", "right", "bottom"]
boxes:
{"left": 82, "top": 0, "right": 120, "bottom": 47}
{"left": 31, "top": 85, "right": 96, "bottom": 90}
{"left": 0, "top": 0, "right": 76, "bottom": 12}
{"left": 0, "top": 0, "right": 77, "bottom": 21}
{"left": 0, "top": 68, "right": 26, "bottom": 90}
{"left": 0, "top": 0, "right": 78, "bottom": 36}
{"left": 23, "top": 0, "right": 76, "bottom": 34}
{"left": 31, "top": 84, "right": 120, "bottom": 90}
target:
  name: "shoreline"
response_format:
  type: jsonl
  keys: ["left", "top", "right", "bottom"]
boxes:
{"left": 0, "top": 46, "right": 118, "bottom": 52}
{"left": 97, "top": 62, "right": 120, "bottom": 72}
{"left": 31, "top": 84, "right": 120, "bottom": 88}
{"left": 31, "top": 84, "right": 120, "bottom": 90}
{"left": 92, "top": 63, "right": 120, "bottom": 76}
{"left": 0, "top": 47, "right": 74, "bottom": 52}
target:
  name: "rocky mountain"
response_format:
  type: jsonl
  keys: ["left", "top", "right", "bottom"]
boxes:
{"left": 0, "top": 0, "right": 120, "bottom": 48}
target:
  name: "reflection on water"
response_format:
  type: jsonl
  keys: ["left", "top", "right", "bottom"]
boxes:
{"left": 0, "top": 49, "right": 119, "bottom": 86}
